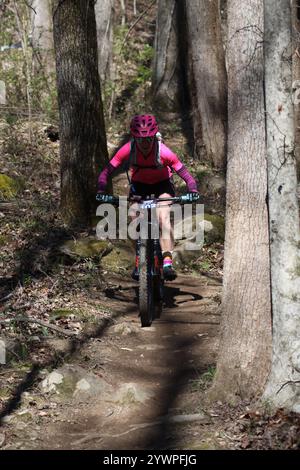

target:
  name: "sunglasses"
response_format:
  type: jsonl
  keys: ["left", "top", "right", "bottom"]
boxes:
{"left": 135, "top": 137, "right": 154, "bottom": 143}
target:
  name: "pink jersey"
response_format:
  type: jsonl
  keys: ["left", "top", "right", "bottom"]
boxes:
{"left": 109, "top": 141, "right": 183, "bottom": 184}
{"left": 97, "top": 140, "right": 198, "bottom": 193}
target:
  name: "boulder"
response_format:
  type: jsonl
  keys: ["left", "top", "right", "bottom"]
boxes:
{"left": 59, "top": 237, "right": 113, "bottom": 259}
{"left": 174, "top": 213, "right": 225, "bottom": 245}
{"left": 101, "top": 239, "right": 135, "bottom": 273}
{"left": 40, "top": 364, "right": 111, "bottom": 400}
{"left": 173, "top": 213, "right": 224, "bottom": 268}
{"left": 110, "top": 382, "right": 154, "bottom": 405}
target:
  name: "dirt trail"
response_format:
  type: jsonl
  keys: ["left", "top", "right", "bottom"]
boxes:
{"left": 1, "top": 273, "right": 222, "bottom": 450}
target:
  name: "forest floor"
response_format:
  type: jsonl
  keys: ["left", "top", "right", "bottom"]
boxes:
{"left": 1, "top": 119, "right": 300, "bottom": 451}
{"left": 0, "top": 1, "right": 299, "bottom": 450}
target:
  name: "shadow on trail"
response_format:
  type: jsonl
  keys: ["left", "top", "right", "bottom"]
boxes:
{"left": 100, "top": 276, "right": 218, "bottom": 450}
{"left": 0, "top": 222, "right": 72, "bottom": 301}
{"left": 0, "top": 308, "right": 125, "bottom": 425}
{"left": 103, "top": 283, "right": 203, "bottom": 308}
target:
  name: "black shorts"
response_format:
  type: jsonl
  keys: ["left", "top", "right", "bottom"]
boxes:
{"left": 130, "top": 179, "right": 175, "bottom": 198}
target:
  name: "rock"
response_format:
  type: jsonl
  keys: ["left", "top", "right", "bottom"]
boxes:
{"left": 202, "top": 214, "right": 225, "bottom": 244}
{"left": 1, "top": 415, "right": 13, "bottom": 424}
{"left": 41, "top": 371, "right": 64, "bottom": 393}
{"left": 0, "top": 174, "right": 24, "bottom": 200}
{"left": 44, "top": 338, "right": 72, "bottom": 355}
{"left": 59, "top": 237, "right": 113, "bottom": 259}
{"left": 174, "top": 213, "right": 224, "bottom": 245}
{"left": 40, "top": 364, "right": 111, "bottom": 400}
{"left": 111, "top": 383, "right": 154, "bottom": 405}
{"left": 101, "top": 240, "right": 135, "bottom": 273}
{"left": 111, "top": 322, "right": 139, "bottom": 336}
{"left": 75, "top": 379, "right": 91, "bottom": 392}
{"left": 173, "top": 213, "right": 225, "bottom": 268}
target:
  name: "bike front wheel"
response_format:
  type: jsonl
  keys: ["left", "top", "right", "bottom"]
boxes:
{"left": 139, "top": 239, "right": 154, "bottom": 327}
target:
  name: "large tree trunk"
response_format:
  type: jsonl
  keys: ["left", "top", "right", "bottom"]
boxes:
{"left": 152, "top": 0, "right": 186, "bottom": 113}
{"left": 95, "top": 0, "right": 114, "bottom": 83}
{"left": 185, "top": 0, "right": 227, "bottom": 170}
{"left": 52, "top": 0, "right": 109, "bottom": 226}
{"left": 292, "top": 0, "right": 300, "bottom": 182}
{"left": 210, "top": 0, "right": 271, "bottom": 401}
{"left": 263, "top": 0, "right": 300, "bottom": 412}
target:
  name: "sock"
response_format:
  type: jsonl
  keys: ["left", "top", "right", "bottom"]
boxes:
{"left": 163, "top": 251, "right": 173, "bottom": 267}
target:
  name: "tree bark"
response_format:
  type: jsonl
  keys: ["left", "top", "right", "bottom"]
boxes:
{"left": 263, "top": 0, "right": 300, "bottom": 412}
{"left": 292, "top": 0, "right": 300, "bottom": 182}
{"left": 185, "top": 0, "right": 227, "bottom": 169}
{"left": 95, "top": 0, "right": 114, "bottom": 83}
{"left": 152, "top": 0, "right": 182, "bottom": 114}
{"left": 31, "top": 0, "right": 53, "bottom": 51}
{"left": 52, "top": 0, "right": 109, "bottom": 226}
{"left": 31, "top": 0, "right": 55, "bottom": 75}
{"left": 210, "top": 0, "right": 271, "bottom": 402}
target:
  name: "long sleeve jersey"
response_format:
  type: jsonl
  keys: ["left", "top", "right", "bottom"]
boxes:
{"left": 97, "top": 140, "right": 198, "bottom": 192}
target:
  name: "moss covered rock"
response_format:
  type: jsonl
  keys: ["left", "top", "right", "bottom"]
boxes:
{"left": 59, "top": 237, "right": 113, "bottom": 259}
{"left": 0, "top": 174, "right": 22, "bottom": 200}
{"left": 101, "top": 239, "right": 135, "bottom": 273}
{"left": 174, "top": 213, "right": 225, "bottom": 246}
{"left": 203, "top": 214, "right": 225, "bottom": 244}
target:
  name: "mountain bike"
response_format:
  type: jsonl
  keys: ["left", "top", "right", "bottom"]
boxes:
{"left": 96, "top": 193, "right": 197, "bottom": 327}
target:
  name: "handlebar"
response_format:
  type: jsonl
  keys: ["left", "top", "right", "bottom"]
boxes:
{"left": 96, "top": 193, "right": 200, "bottom": 206}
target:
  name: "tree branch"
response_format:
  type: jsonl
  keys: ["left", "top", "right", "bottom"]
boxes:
{"left": 122, "top": 0, "right": 156, "bottom": 47}
{"left": 276, "top": 380, "right": 300, "bottom": 395}
{"left": 23, "top": 0, "right": 36, "bottom": 15}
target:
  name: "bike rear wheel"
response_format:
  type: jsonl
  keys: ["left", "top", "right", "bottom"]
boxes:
{"left": 139, "top": 239, "right": 154, "bottom": 327}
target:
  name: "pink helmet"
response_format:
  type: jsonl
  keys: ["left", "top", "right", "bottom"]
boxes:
{"left": 130, "top": 114, "right": 159, "bottom": 138}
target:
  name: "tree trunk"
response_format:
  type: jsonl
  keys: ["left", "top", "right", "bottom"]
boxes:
{"left": 185, "top": 0, "right": 227, "bottom": 170}
{"left": 95, "top": 0, "right": 114, "bottom": 83}
{"left": 52, "top": 0, "right": 109, "bottom": 227}
{"left": 152, "top": 0, "right": 182, "bottom": 114}
{"left": 292, "top": 0, "right": 300, "bottom": 182}
{"left": 31, "top": 0, "right": 53, "bottom": 51}
{"left": 31, "top": 0, "right": 55, "bottom": 75}
{"left": 210, "top": 0, "right": 272, "bottom": 402}
{"left": 263, "top": 0, "right": 300, "bottom": 412}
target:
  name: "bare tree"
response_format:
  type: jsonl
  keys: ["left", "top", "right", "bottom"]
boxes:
{"left": 31, "top": 0, "right": 55, "bottom": 78}
{"left": 11, "top": 0, "right": 33, "bottom": 140}
{"left": 31, "top": 0, "right": 53, "bottom": 51}
{"left": 210, "top": 0, "right": 272, "bottom": 401}
{"left": 185, "top": 0, "right": 227, "bottom": 169}
{"left": 152, "top": 0, "right": 183, "bottom": 114}
{"left": 120, "top": 0, "right": 126, "bottom": 25}
{"left": 52, "top": 0, "right": 109, "bottom": 226}
{"left": 263, "top": 0, "right": 300, "bottom": 412}
{"left": 95, "top": 0, "right": 114, "bottom": 83}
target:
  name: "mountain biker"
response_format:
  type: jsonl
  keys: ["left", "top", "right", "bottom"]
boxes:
{"left": 97, "top": 114, "right": 199, "bottom": 281}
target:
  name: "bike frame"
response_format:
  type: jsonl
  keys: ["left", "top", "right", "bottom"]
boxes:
{"left": 96, "top": 193, "right": 197, "bottom": 326}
